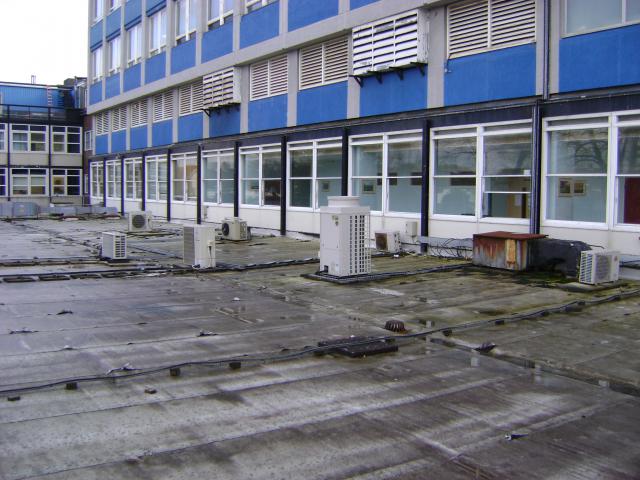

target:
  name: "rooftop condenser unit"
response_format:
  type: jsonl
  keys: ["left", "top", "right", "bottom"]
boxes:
{"left": 578, "top": 250, "right": 620, "bottom": 285}
{"left": 128, "top": 211, "right": 153, "bottom": 232}
{"left": 221, "top": 217, "right": 249, "bottom": 241}
{"left": 101, "top": 231, "right": 127, "bottom": 260}
{"left": 375, "top": 231, "right": 401, "bottom": 253}
{"left": 319, "top": 196, "right": 371, "bottom": 277}
{"left": 183, "top": 225, "right": 216, "bottom": 269}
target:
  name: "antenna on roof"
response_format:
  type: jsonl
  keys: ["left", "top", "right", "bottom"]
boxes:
{"left": 30, "top": 75, "right": 36, "bottom": 84}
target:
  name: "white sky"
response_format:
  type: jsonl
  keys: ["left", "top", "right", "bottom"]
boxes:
{"left": 0, "top": 0, "right": 88, "bottom": 85}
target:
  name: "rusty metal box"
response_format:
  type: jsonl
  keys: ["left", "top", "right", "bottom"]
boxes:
{"left": 473, "top": 231, "right": 547, "bottom": 271}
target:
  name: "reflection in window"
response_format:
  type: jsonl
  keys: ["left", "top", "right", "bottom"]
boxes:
{"left": 172, "top": 153, "right": 197, "bottom": 202}
{"left": 433, "top": 137, "right": 476, "bottom": 215}
{"left": 240, "top": 146, "right": 281, "bottom": 207}
{"left": 202, "top": 149, "right": 234, "bottom": 204}
{"left": 146, "top": 155, "right": 168, "bottom": 201}
{"left": 288, "top": 141, "right": 342, "bottom": 209}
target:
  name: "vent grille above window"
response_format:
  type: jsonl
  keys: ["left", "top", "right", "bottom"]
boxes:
{"left": 352, "top": 9, "right": 428, "bottom": 76}
{"left": 111, "top": 105, "right": 127, "bottom": 132}
{"left": 179, "top": 81, "right": 203, "bottom": 116}
{"left": 131, "top": 99, "right": 148, "bottom": 127}
{"left": 300, "top": 36, "right": 349, "bottom": 90}
{"left": 250, "top": 54, "right": 288, "bottom": 101}
{"left": 153, "top": 90, "right": 174, "bottom": 123}
{"left": 95, "top": 111, "right": 110, "bottom": 135}
{"left": 203, "top": 67, "right": 241, "bottom": 109}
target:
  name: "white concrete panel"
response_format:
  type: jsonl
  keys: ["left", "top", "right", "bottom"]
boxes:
{"left": 10, "top": 153, "right": 49, "bottom": 167}
{"left": 203, "top": 205, "right": 235, "bottom": 223}
{"left": 146, "top": 201, "right": 168, "bottom": 218}
{"left": 238, "top": 207, "right": 280, "bottom": 230}
{"left": 170, "top": 202, "right": 197, "bottom": 220}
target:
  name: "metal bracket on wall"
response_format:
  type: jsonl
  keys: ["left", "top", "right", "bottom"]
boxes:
{"left": 350, "top": 75, "right": 364, "bottom": 87}
{"left": 390, "top": 67, "right": 404, "bottom": 80}
{"left": 412, "top": 62, "right": 426, "bottom": 76}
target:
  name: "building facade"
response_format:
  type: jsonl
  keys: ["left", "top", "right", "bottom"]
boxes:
{"left": 86, "top": 0, "right": 640, "bottom": 255}
{"left": 0, "top": 80, "right": 85, "bottom": 207}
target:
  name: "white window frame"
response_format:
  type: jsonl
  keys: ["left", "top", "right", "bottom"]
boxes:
{"left": 91, "top": 162, "right": 104, "bottom": 198}
{"left": 202, "top": 148, "right": 235, "bottom": 205}
{"left": 93, "top": 0, "right": 104, "bottom": 23}
{"left": 245, "top": 0, "right": 275, "bottom": 14}
{"left": 127, "top": 23, "right": 143, "bottom": 66}
{"left": 52, "top": 126, "right": 82, "bottom": 154}
{"left": 0, "top": 124, "right": 6, "bottom": 152}
{"left": 430, "top": 121, "right": 532, "bottom": 223}
{"left": 106, "top": 159, "right": 122, "bottom": 199}
{"left": 0, "top": 168, "right": 6, "bottom": 197}
{"left": 175, "top": 0, "right": 197, "bottom": 45}
{"left": 11, "top": 168, "right": 48, "bottom": 196}
{"left": 85, "top": 130, "right": 94, "bottom": 152}
{"left": 107, "top": 36, "right": 121, "bottom": 75}
{"left": 287, "top": 138, "right": 342, "bottom": 211}
{"left": 52, "top": 168, "right": 82, "bottom": 196}
{"left": 124, "top": 157, "right": 143, "bottom": 200}
{"left": 563, "top": 0, "right": 640, "bottom": 37}
{"left": 171, "top": 152, "right": 198, "bottom": 203}
{"left": 91, "top": 46, "right": 104, "bottom": 83}
{"left": 108, "top": 0, "right": 121, "bottom": 12}
{"left": 239, "top": 144, "right": 282, "bottom": 208}
{"left": 208, "top": 0, "right": 234, "bottom": 29}
{"left": 11, "top": 124, "right": 48, "bottom": 153}
{"left": 149, "top": 8, "right": 167, "bottom": 56}
{"left": 146, "top": 155, "right": 168, "bottom": 202}
{"left": 299, "top": 37, "right": 349, "bottom": 90}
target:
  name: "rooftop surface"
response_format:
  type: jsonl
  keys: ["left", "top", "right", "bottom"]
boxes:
{"left": 0, "top": 218, "right": 639, "bottom": 480}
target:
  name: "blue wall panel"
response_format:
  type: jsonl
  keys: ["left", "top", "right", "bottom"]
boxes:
{"left": 248, "top": 95, "right": 287, "bottom": 132}
{"left": 350, "top": 0, "right": 378, "bottom": 9}
{"left": 171, "top": 39, "right": 196, "bottom": 74}
{"left": 89, "top": 81, "right": 103, "bottom": 105}
{"left": 90, "top": 20, "right": 103, "bottom": 48}
{"left": 123, "top": 63, "right": 141, "bottom": 92}
{"left": 559, "top": 24, "right": 640, "bottom": 92}
{"left": 124, "top": 0, "right": 142, "bottom": 28}
{"left": 152, "top": 120, "right": 172, "bottom": 147}
{"left": 106, "top": 8, "right": 121, "bottom": 38}
{"left": 145, "top": 52, "right": 166, "bottom": 84}
{"left": 240, "top": 1, "right": 279, "bottom": 49}
{"left": 146, "top": 0, "right": 166, "bottom": 15}
{"left": 178, "top": 113, "right": 203, "bottom": 142}
{"left": 0, "top": 85, "right": 49, "bottom": 107}
{"left": 297, "top": 81, "right": 347, "bottom": 125}
{"left": 444, "top": 44, "right": 536, "bottom": 106}
{"left": 111, "top": 130, "right": 126, "bottom": 153}
{"left": 130, "top": 126, "right": 148, "bottom": 150}
{"left": 288, "top": 0, "right": 338, "bottom": 31}
{"left": 202, "top": 22, "right": 233, "bottom": 63}
{"left": 105, "top": 73, "right": 121, "bottom": 99}
{"left": 360, "top": 67, "right": 427, "bottom": 117}
{"left": 209, "top": 106, "right": 241, "bottom": 137}
{"left": 95, "top": 135, "right": 108, "bottom": 155}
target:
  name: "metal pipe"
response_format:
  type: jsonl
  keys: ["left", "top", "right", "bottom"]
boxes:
{"left": 48, "top": 124, "right": 52, "bottom": 203}
{"left": 166, "top": 149, "right": 172, "bottom": 222}
{"left": 421, "top": 118, "right": 430, "bottom": 241}
{"left": 542, "top": 0, "right": 550, "bottom": 101}
{"left": 140, "top": 152, "right": 146, "bottom": 211}
{"left": 6, "top": 119, "right": 11, "bottom": 201}
{"left": 196, "top": 144, "right": 202, "bottom": 224}
{"left": 233, "top": 141, "right": 239, "bottom": 218}
{"left": 120, "top": 155, "right": 125, "bottom": 215}
{"left": 102, "top": 158, "right": 107, "bottom": 208}
{"left": 280, "top": 135, "right": 287, "bottom": 236}
{"left": 341, "top": 127, "right": 349, "bottom": 196}
{"left": 530, "top": 102, "right": 543, "bottom": 234}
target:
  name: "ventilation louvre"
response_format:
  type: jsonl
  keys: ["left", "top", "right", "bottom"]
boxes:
{"left": 203, "top": 67, "right": 241, "bottom": 109}
{"left": 299, "top": 36, "right": 349, "bottom": 90}
{"left": 250, "top": 55, "right": 288, "bottom": 101}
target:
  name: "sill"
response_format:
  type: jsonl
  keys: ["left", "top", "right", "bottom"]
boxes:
{"left": 612, "top": 224, "right": 640, "bottom": 233}
{"left": 562, "top": 19, "right": 640, "bottom": 39}
{"left": 240, "top": 204, "right": 280, "bottom": 210}
{"left": 430, "top": 214, "right": 477, "bottom": 222}
{"left": 203, "top": 203, "right": 233, "bottom": 207}
{"left": 479, "top": 217, "right": 530, "bottom": 225}
{"left": 542, "top": 220, "right": 609, "bottom": 231}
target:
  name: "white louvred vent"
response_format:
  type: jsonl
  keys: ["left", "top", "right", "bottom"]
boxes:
{"left": 95, "top": 112, "right": 106, "bottom": 135}
{"left": 300, "top": 44, "right": 323, "bottom": 89}
{"left": 250, "top": 54, "right": 288, "bottom": 101}
{"left": 131, "top": 99, "right": 148, "bottom": 127}
{"left": 153, "top": 90, "right": 173, "bottom": 122}
{"left": 299, "top": 36, "right": 349, "bottom": 90}
{"left": 179, "top": 81, "right": 203, "bottom": 116}
{"left": 352, "top": 9, "right": 428, "bottom": 76}
{"left": 203, "top": 67, "right": 241, "bottom": 109}
{"left": 111, "top": 105, "right": 127, "bottom": 131}
{"left": 448, "top": 0, "right": 535, "bottom": 58}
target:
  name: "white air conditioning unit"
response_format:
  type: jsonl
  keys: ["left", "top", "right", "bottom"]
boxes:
{"left": 320, "top": 196, "right": 371, "bottom": 277}
{"left": 579, "top": 250, "right": 620, "bottom": 285}
{"left": 101, "top": 231, "right": 127, "bottom": 260}
{"left": 128, "top": 211, "right": 153, "bottom": 232}
{"left": 183, "top": 225, "right": 216, "bottom": 268}
{"left": 221, "top": 217, "right": 249, "bottom": 241}
{"left": 375, "top": 231, "right": 401, "bottom": 253}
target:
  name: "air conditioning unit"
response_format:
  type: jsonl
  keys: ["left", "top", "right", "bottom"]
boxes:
{"left": 375, "top": 231, "right": 401, "bottom": 253}
{"left": 319, "top": 196, "right": 371, "bottom": 277}
{"left": 128, "top": 211, "right": 153, "bottom": 232}
{"left": 183, "top": 225, "right": 216, "bottom": 268}
{"left": 221, "top": 217, "right": 249, "bottom": 241}
{"left": 579, "top": 250, "right": 620, "bottom": 285}
{"left": 101, "top": 231, "right": 127, "bottom": 260}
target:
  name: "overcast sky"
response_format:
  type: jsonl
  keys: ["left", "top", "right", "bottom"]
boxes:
{"left": 0, "top": 0, "right": 88, "bottom": 85}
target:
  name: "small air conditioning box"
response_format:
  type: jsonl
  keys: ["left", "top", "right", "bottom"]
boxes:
{"left": 221, "top": 217, "right": 249, "bottom": 241}
{"left": 101, "top": 231, "right": 127, "bottom": 260}
{"left": 375, "top": 231, "right": 401, "bottom": 253}
{"left": 183, "top": 225, "right": 216, "bottom": 268}
{"left": 128, "top": 211, "right": 153, "bottom": 232}
{"left": 579, "top": 250, "right": 620, "bottom": 285}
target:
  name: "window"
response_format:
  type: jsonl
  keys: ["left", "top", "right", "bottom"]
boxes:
{"left": 0, "top": 168, "right": 6, "bottom": 196}
{"left": 85, "top": 130, "right": 93, "bottom": 151}
{"left": 565, "top": 0, "right": 640, "bottom": 35}
{"left": 250, "top": 55, "right": 288, "bottom": 101}
{"left": 108, "top": 0, "right": 121, "bottom": 11}
{"left": 91, "top": 162, "right": 104, "bottom": 197}
{"left": 93, "top": 0, "right": 104, "bottom": 22}
{"left": 246, "top": 0, "right": 275, "bottom": 13}
{"left": 149, "top": 8, "right": 167, "bottom": 56}
{"left": 175, "top": 0, "right": 197, "bottom": 44}
{"left": 11, "top": 125, "right": 47, "bottom": 153}
{"left": 153, "top": 90, "right": 174, "bottom": 122}
{"left": 11, "top": 168, "right": 47, "bottom": 196}
{"left": 146, "top": 155, "right": 168, "bottom": 201}
{"left": 131, "top": 98, "right": 148, "bottom": 127}
{"left": 52, "top": 169, "right": 81, "bottom": 196}
{"left": 127, "top": 23, "right": 143, "bottom": 66}
{"left": 179, "top": 81, "right": 203, "bottom": 116}
{"left": 106, "top": 159, "right": 122, "bottom": 198}
{"left": 240, "top": 145, "right": 281, "bottom": 207}
{"left": 202, "top": 149, "right": 235, "bottom": 204}
{"left": 124, "top": 158, "right": 142, "bottom": 200}
{"left": 52, "top": 126, "right": 82, "bottom": 154}
{"left": 432, "top": 123, "right": 532, "bottom": 219}
{"left": 447, "top": 0, "right": 536, "bottom": 58}
{"left": 91, "top": 46, "right": 104, "bottom": 82}
{"left": 616, "top": 125, "right": 640, "bottom": 225}
{"left": 299, "top": 37, "right": 349, "bottom": 90}
{"left": 351, "top": 133, "right": 422, "bottom": 214}
{"left": 172, "top": 152, "right": 198, "bottom": 202}
{"left": 208, "top": 0, "right": 233, "bottom": 29}
{"left": 0, "top": 124, "right": 5, "bottom": 152}
{"left": 203, "top": 67, "right": 241, "bottom": 108}
{"left": 288, "top": 139, "right": 342, "bottom": 209}
{"left": 111, "top": 105, "right": 128, "bottom": 131}
{"left": 108, "top": 36, "right": 121, "bottom": 75}
{"left": 95, "top": 111, "right": 110, "bottom": 135}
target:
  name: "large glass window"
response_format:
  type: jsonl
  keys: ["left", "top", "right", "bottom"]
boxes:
{"left": 11, "top": 125, "right": 47, "bottom": 153}
{"left": 616, "top": 126, "right": 640, "bottom": 224}
{"left": 106, "top": 160, "right": 122, "bottom": 198}
{"left": 52, "top": 126, "right": 82, "bottom": 154}
{"left": 11, "top": 168, "right": 47, "bottom": 196}
{"left": 149, "top": 9, "right": 167, "bottom": 56}
{"left": 240, "top": 146, "right": 281, "bottom": 207}
{"left": 146, "top": 155, "right": 168, "bottom": 201}
{"left": 124, "top": 158, "right": 142, "bottom": 200}
{"left": 0, "top": 168, "right": 6, "bottom": 196}
{"left": 127, "top": 23, "right": 142, "bottom": 66}
{"left": 92, "top": 46, "right": 103, "bottom": 82}
{"left": 175, "top": 0, "right": 197, "bottom": 44}
{"left": 172, "top": 153, "right": 197, "bottom": 202}
{"left": 91, "top": 162, "right": 104, "bottom": 198}
{"left": 52, "top": 169, "right": 81, "bottom": 196}
{"left": 0, "top": 124, "right": 5, "bottom": 151}
{"left": 546, "top": 127, "right": 608, "bottom": 223}
{"left": 565, "top": 0, "right": 640, "bottom": 35}
{"left": 433, "top": 136, "right": 476, "bottom": 216}
{"left": 93, "top": 0, "right": 104, "bottom": 22}
{"left": 202, "top": 149, "right": 234, "bottom": 204}
{"left": 108, "top": 35, "right": 121, "bottom": 75}
{"left": 351, "top": 140, "right": 383, "bottom": 212}
{"left": 208, "top": 0, "right": 234, "bottom": 29}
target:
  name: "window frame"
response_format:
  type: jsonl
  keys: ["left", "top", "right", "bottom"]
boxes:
{"left": 52, "top": 126, "right": 82, "bottom": 154}
{"left": 0, "top": 124, "right": 6, "bottom": 152}
{"left": 90, "top": 162, "right": 104, "bottom": 198}
{"left": 127, "top": 23, "right": 143, "bottom": 66}
{"left": 11, "top": 168, "right": 48, "bottom": 196}
{"left": 108, "top": 0, "right": 121, "bottom": 12}
{"left": 245, "top": 0, "right": 275, "bottom": 14}
{"left": 145, "top": 155, "right": 168, "bottom": 202}
{"left": 11, "top": 124, "right": 48, "bottom": 153}
{"left": 0, "top": 168, "right": 6, "bottom": 197}
{"left": 124, "top": 157, "right": 143, "bottom": 200}
{"left": 93, "top": 0, "right": 104, "bottom": 23}
{"left": 208, "top": 0, "right": 234, "bottom": 29}
{"left": 239, "top": 144, "right": 282, "bottom": 208}
{"left": 175, "top": 0, "right": 197, "bottom": 45}
{"left": 85, "top": 130, "right": 94, "bottom": 152}
{"left": 52, "top": 168, "right": 82, "bottom": 196}
{"left": 106, "top": 159, "right": 122, "bottom": 199}
{"left": 149, "top": 8, "right": 167, "bottom": 57}
{"left": 171, "top": 152, "right": 198, "bottom": 203}
{"left": 91, "top": 46, "right": 104, "bottom": 83}
{"left": 202, "top": 148, "right": 235, "bottom": 205}
{"left": 107, "top": 35, "right": 121, "bottom": 76}
{"left": 563, "top": 0, "right": 640, "bottom": 37}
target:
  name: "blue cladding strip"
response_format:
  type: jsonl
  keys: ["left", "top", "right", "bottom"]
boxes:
{"left": 125, "top": 16, "right": 142, "bottom": 30}
{"left": 240, "top": 1, "right": 279, "bottom": 49}
{"left": 111, "top": 130, "right": 126, "bottom": 153}
{"left": 146, "top": 0, "right": 166, "bottom": 17}
{"left": 171, "top": 38, "right": 196, "bottom": 75}
{"left": 248, "top": 94, "right": 287, "bottom": 132}
{"left": 297, "top": 82, "right": 347, "bottom": 125}
{"left": 210, "top": 105, "right": 241, "bottom": 137}
{"left": 90, "top": 41, "right": 103, "bottom": 51}
{"left": 125, "top": 0, "right": 142, "bottom": 28}
{"left": 178, "top": 113, "right": 203, "bottom": 142}
{"left": 288, "top": 0, "right": 338, "bottom": 32}
{"left": 106, "top": 31, "right": 120, "bottom": 42}
{"left": 350, "top": 0, "right": 378, "bottom": 9}
{"left": 201, "top": 21, "right": 233, "bottom": 63}
{"left": 360, "top": 67, "right": 427, "bottom": 117}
